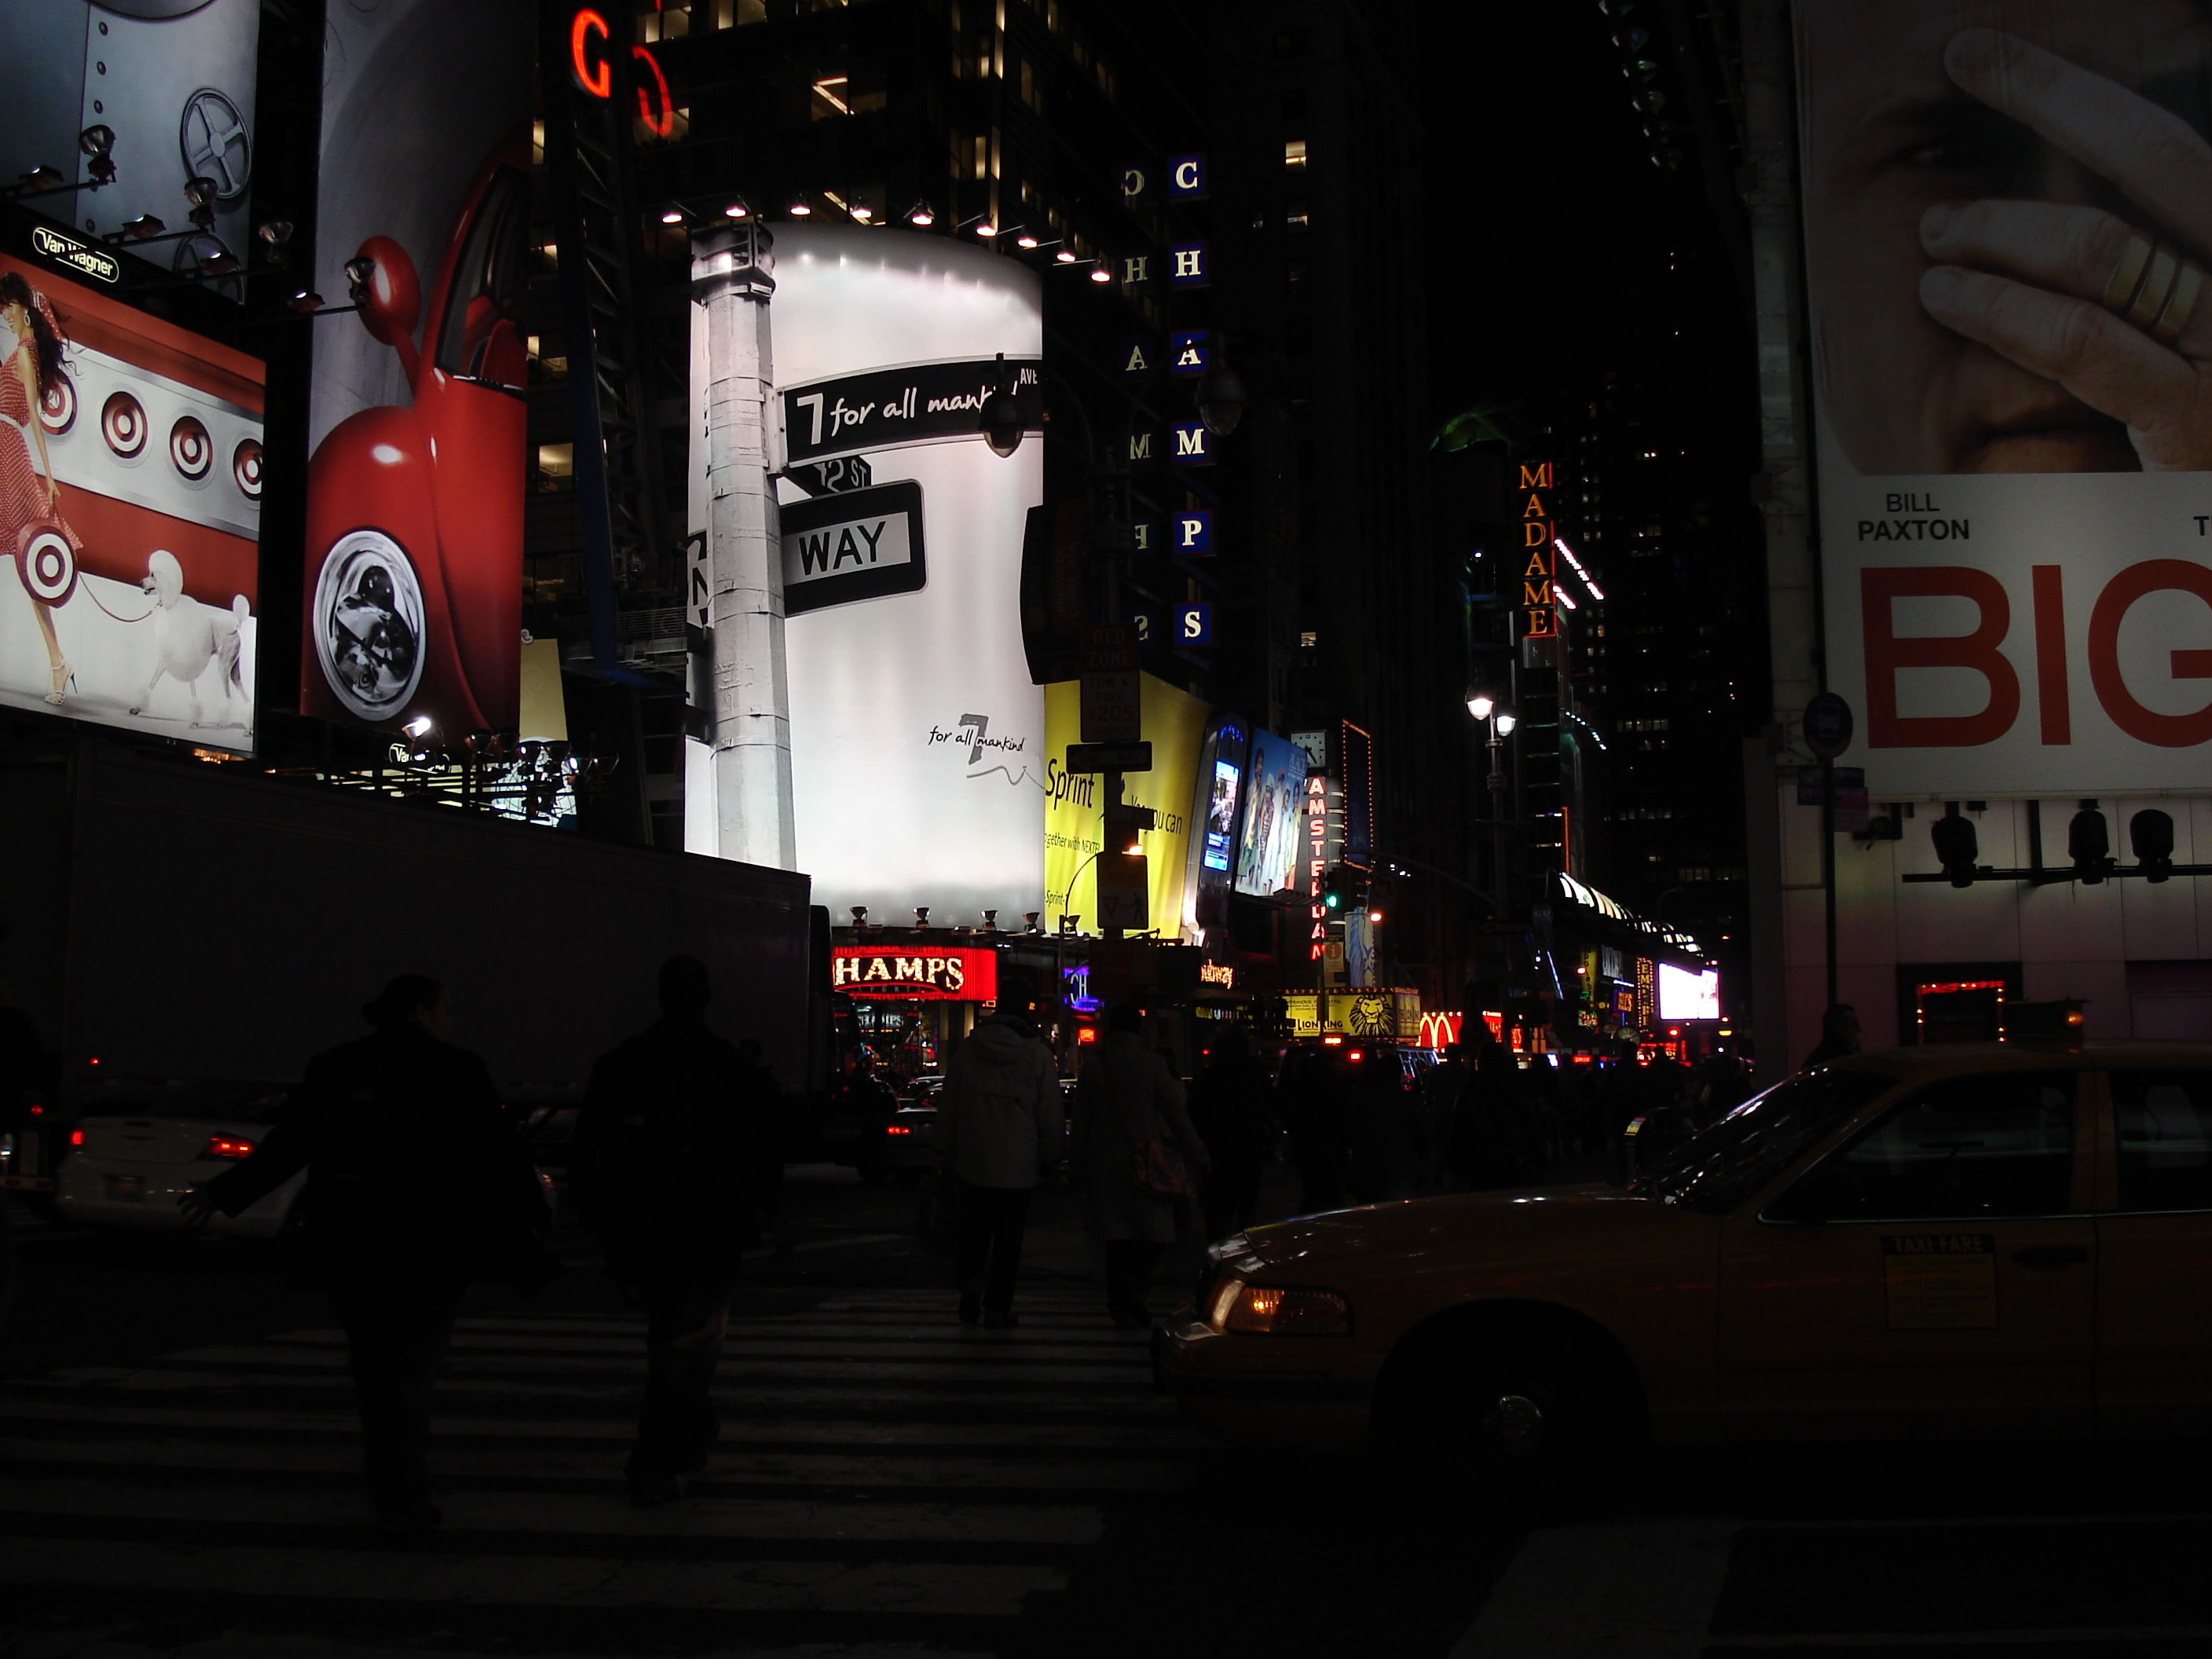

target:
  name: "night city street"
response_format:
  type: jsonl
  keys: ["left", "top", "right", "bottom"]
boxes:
{"left": 8, "top": 0, "right": 2212, "bottom": 1654}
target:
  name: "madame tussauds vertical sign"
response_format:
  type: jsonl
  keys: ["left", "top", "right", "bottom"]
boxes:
{"left": 1797, "top": 2, "right": 2212, "bottom": 790}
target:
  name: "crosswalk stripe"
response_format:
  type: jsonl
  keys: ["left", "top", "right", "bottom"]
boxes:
{"left": 0, "top": 1399, "right": 1207, "bottom": 1450}
{"left": 0, "top": 1536, "right": 1064, "bottom": 1618}
{"left": 0, "top": 1476, "right": 1106, "bottom": 1544}
{"left": 2, "top": 1284, "right": 1208, "bottom": 1637}
{"left": 3, "top": 1438, "right": 1196, "bottom": 1491}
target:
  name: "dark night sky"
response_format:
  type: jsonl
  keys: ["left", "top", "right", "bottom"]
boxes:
{"left": 1416, "top": 0, "right": 1749, "bottom": 431}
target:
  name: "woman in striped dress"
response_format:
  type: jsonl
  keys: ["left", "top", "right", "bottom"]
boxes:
{"left": 0, "top": 273, "right": 78, "bottom": 705}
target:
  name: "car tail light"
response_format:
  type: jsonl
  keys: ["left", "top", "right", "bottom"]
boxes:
{"left": 1224, "top": 1284, "right": 1351, "bottom": 1336}
{"left": 200, "top": 1136, "right": 255, "bottom": 1160}
{"left": 885, "top": 1124, "right": 910, "bottom": 1135}
{"left": 68, "top": 1129, "right": 85, "bottom": 1147}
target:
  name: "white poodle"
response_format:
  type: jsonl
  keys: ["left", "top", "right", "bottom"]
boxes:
{"left": 130, "top": 549, "right": 249, "bottom": 728}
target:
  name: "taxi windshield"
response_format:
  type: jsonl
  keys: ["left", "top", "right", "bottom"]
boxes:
{"left": 1630, "top": 1065, "right": 1895, "bottom": 1214}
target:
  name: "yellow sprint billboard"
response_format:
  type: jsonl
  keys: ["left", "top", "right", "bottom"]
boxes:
{"left": 1043, "top": 674, "right": 1208, "bottom": 936}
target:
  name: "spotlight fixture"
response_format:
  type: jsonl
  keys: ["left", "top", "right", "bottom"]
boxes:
{"left": 18, "top": 166, "right": 63, "bottom": 191}
{"left": 1055, "top": 248, "right": 1078, "bottom": 264}
{"left": 183, "top": 175, "right": 220, "bottom": 211}
{"left": 787, "top": 193, "right": 812, "bottom": 217}
{"left": 906, "top": 200, "right": 935, "bottom": 226}
{"left": 1015, "top": 231, "right": 1040, "bottom": 248}
{"left": 255, "top": 220, "right": 293, "bottom": 246}
{"left": 725, "top": 199, "right": 750, "bottom": 219}
{"left": 119, "top": 214, "right": 167, "bottom": 240}
{"left": 659, "top": 208, "right": 684, "bottom": 225}
{"left": 850, "top": 203, "right": 872, "bottom": 222}
{"left": 403, "top": 715, "right": 435, "bottom": 738}
{"left": 79, "top": 123, "right": 115, "bottom": 186}
{"left": 1088, "top": 266, "right": 1111, "bottom": 283}
{"left": 287, "top": 290, "right": 326, "bottom": 313}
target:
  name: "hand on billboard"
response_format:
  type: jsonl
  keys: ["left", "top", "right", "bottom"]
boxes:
{"left": 1917, "top": 28, "right": 2212, "bottom": 471}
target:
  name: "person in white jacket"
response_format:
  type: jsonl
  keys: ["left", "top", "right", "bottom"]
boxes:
{"left": 936, "top": 976, "right": 1064, "bottom": 1328}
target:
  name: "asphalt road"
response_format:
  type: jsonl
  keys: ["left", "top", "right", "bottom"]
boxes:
{"left": 3, "top": 1168, "right": 2207, "bottom": 1659}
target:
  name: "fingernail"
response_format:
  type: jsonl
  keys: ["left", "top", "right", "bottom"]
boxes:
{"left": 1946, "top": 27, "right": 2001, "bottom": 79}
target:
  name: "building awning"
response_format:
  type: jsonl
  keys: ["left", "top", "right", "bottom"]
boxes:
{"left": 1547, "top": 873, "right": 1705, "bottom": 966}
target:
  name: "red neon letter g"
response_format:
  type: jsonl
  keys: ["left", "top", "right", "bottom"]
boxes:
{"left": 571, "top": 9, "right": 612, "bottom": 99}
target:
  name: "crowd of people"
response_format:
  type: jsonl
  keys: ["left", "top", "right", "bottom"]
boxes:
{"left": 115, "top": 958, "right": 1785, "bottom": 1532}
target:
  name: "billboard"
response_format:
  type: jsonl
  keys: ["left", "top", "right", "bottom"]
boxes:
{"left": 1657, "top": 963, "right": 1720, "bottom": 1023}
{"left": 1235, "top": 727, "right": 1309, "bottom": 897}
{"left": 1043, "top": 674, "right": 1210, "bottom": 936}
{"left": 0, "top": 250, "right": 261, "bottom": 751}
{"left": 301, "top": 0, "right": 533, "bottom": 738}
{"left": 740, "top": 224, "right": 1045, "bottom": 923}
{"left": 0, "top": 2, "right": 260, "bottom": 292}
{"left": 1797, "top": 4, "right": 2212, "bottom": 792}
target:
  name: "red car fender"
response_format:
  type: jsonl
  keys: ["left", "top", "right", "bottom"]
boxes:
{"left": 302, "top": 405, "right": 488, "bottom": 734}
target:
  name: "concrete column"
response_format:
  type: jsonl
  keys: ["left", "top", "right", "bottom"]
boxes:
{"left": 691, "top": 222, "right": 797, "bottom": 870}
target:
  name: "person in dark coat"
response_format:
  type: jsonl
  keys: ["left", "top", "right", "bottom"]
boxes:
{"left": 1280, "top": 1047, "right": 1356, "bottom": 1214}
{"left": 180, "top": 974, "right": 552, "bottom": 1530}
{"left": 569, "top": 955, "right": 779, "bottom": 1505}
{"left": 1446, "top": 1029, "right": 1539, "bottom": 1190}
{"left": 1804, "top": 1004, "right": 1862, "bottom": 1068}
{"left": 1071, "top": 1002, "right": 1209, "bottom": 1328}
{"left": 935, "top": 973, "right": 1062, "bottom": 1328}
{"left": 1185, "top": 1027, "right": 1273, "bottom": 1240}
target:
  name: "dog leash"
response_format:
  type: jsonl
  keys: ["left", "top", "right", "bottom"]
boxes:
{"left": 72, "top": 584, "right": 154, "bottom": 624}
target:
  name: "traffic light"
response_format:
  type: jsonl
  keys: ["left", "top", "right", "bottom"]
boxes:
{"left": 2131, "top": 808, "right": 2175, "bottom": 883}
{"left": 2068, "top": 804, "right": 2111, "bottom": 884}
{"left": 1321, "top": 865, "right": 1351, "bottom": 911}
{"left": 1930, "top": 811, "right": 1978, "bottom": 888}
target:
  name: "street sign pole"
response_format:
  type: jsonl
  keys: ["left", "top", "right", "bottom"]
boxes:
{"left": 1804, "top": 692, "right": 1855, "bottom": 1015}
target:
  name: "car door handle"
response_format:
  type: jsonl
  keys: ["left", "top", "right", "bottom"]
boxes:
{"left": 2012, "top": 1243, "right": 2089, "bottom": 1269}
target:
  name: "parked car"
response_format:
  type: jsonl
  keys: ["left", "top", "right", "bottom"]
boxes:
{"left": 881, "top": 1101, "right": 939, "bottom": 1184}
{"left": 57, "top": 1080, "right": 299, "bottom": 1238}
{"left": 1156, "top": 1040, "right": 2212, "bottom": 1494}
{"left": 57, "top": 1076, "right": 558, "bottom": 1240}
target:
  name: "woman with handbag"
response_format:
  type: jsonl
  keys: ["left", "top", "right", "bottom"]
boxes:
{"left": 0, "top": 273, "right": 79, "bottom": 705}
{"left": 1071, "top": 1001, "right": 1209, "bottom": 1329}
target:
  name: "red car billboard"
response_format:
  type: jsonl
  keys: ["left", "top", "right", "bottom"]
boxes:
{"left": 301, "top": 0, "right": 533, "bottom": 739}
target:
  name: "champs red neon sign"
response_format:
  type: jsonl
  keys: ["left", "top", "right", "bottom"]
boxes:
{"left": 569, "top": 9, "right": 676, "bottom": 138}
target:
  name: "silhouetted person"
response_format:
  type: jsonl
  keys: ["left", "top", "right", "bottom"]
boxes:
{"left": 1350, "top": 1053, "right": 1427, "bottom": 1203}
{"left": 1186, "top": 1028, "right": 1273, "bottom": 1239}
{"left": 1447, "top": 1029, "right": 1538, "bottom": 1190}
{"left": 1280, "top": 1047, "right": 1355, "bottom": 1213}
{"left": 1072, "top": 1002, "right": 1208, "bottom": 1328}
{"left": 1419, "top": 1046, "right": 1470, "bottom": 1192}
{"left": 1804, "top": 1004, "right": 1862, "bottom": 1069}
{"left": 181, "top": 975, "right": 551, "bottom": 1530}
{"left": 572, "top": 955, "right": 779, "bottom": 1505}
{"left": 936, "top": 972, "right": 1061, "bottom": 1327}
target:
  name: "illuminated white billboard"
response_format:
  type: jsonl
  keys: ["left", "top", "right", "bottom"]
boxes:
{"left": 1796, "top": 4, "right": 2212, "bottom": 793}
{"left": 687, "top": 224, "right": 1045, "bottom": 925}
{"left": 0, "top": 251, "right": 261, "bottom": 751}
{"left": 1657, "top": 963, "right": 1719, "bottom": 1023}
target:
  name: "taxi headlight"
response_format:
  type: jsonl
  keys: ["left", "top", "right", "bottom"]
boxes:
{"left": 1221, "top": 1284, "right": 1351, "bottom": 1336}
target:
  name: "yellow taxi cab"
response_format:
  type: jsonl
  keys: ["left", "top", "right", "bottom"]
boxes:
{"left": 1156, "top": 1039, "right": 2212, "bottom": 1487}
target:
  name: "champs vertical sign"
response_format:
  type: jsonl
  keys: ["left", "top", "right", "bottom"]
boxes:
{"left": 1519, "top": 460, "right": 1557, "bottom": 639}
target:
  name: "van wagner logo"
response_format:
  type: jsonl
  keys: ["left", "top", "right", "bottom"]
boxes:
{"left": 30, "top": 225, "right": 119, "bottom": 287}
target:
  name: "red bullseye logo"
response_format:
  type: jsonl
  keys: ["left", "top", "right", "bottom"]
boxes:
{"left": 101, "top": 390, "right": 145, "bottom": 457}
{"left": 22, "top": 527, "right": 76, "bottom": 604}
{"left": 233, "top": 438, "right": 262, "bottom": 500}
{"left": 38, "top": 372, "right": 75, "bottom": 436}
{"left": 170, "top": 415, "right": 212, "bottom": 481}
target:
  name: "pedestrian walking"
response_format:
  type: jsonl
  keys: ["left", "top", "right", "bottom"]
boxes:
{"left": 1071, "top": 1002, "right": 1208, "bottom": 1328}
{"left": 1446, "top": 1027, "right": 1539, "bottom": 1190}
{"left": 1185, "top": 1027, "right": 1273, "bottom": 1240}
{"left": 1349, "top": 1053, "right": 1427, "bottom": 1203}
{"left": 180, "top": 974, "right": 554, "bottom": 1530}
{"left": 569, "top": 954, "right": 781, "bottom": 1505}
{"left": 1280, "top": 1046, "right": 1355, "bottom": 1213}
{"left": 934, "top": 972, "right": 1063, "bottom": 1328}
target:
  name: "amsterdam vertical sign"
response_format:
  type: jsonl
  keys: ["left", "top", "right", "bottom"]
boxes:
{"left": 1520, "top": 460, "right": 1556, "bottom": 639}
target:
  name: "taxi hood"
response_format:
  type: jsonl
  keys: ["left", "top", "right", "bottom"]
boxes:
{"left": 1238, "top": 1184, "right": 1675, "bottom": 1273}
